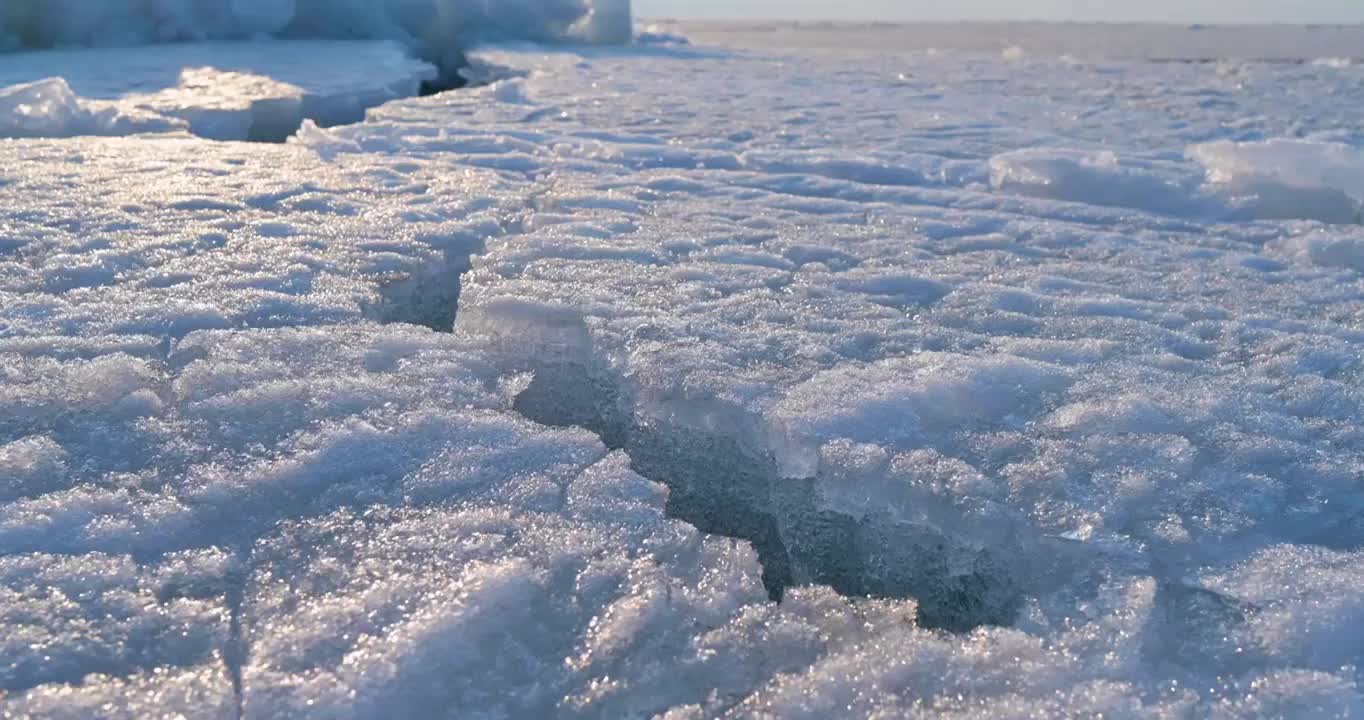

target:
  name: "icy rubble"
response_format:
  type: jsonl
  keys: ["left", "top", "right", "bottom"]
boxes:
{"left": 3, "top": 38, "right": 1364, "bottom": 719}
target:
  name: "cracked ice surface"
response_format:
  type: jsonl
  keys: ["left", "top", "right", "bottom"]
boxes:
{"left": 3, "top": 33, "right": 1364, "bottom": 718}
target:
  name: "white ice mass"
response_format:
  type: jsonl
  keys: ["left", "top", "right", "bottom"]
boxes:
{"left": 0, "top": 41, "right": 438, "bottom": 141}
{"left": 3, "top": 16, "right": 1364, "bottom": 720}
{"left": 0, "top": 0, "right": 632, "bottom": 66}
{"left": 0, "top": 0, "right": 632, "bottom": 141}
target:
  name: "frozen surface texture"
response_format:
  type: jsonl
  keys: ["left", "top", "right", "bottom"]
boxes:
{"left": 4, "top": 26, "right": 1364, "bottom": 719}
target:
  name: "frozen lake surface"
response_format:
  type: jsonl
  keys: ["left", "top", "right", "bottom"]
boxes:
{"left": 2, "top": 20, "right": 1364, "bottom": 719}
{"left": 669, "top": 19, "right": 1364, "bottom": 62}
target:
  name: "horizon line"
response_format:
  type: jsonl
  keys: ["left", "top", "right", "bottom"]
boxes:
{"left": 641, "top": 17, "right": 1364, "bottom": 28}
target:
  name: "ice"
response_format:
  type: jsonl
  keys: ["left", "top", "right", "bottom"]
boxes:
{"left": 1273, "top": 230, "right": 1364, "bottom": 274}
{"left": 770, "top": 353, "right": 1071, "bottom": 474}
{"left": 990, "top": 142, "right": 1364, "bottom": 224}
{"left": 419, "top": 44, "right": 1364, "bottom": 708}
{"left": 1312, "top": 57, "right": 1356, "bottom": 69}
{"left": 989, "top": 149, "right": 1205, "bottom": 216}
{"left": 0, "top": 0, "right": 632, "bottom": 75}
{"left": 1190, "top": 139, "right": 1364, "bottom": 223}
{"left": 1202, "top": 546, "right": 1364, "bottom": 675}
{"left": 672, "top": 20, "right": 1364, "bottom": 63}
{"left": 635, "top": 24, "right": 692, "bottom": 47}
{"left": 6, "top": 22, "right": 1364, "bottom": 720}
{"left": 0, "top": 41, "right": 437, "bottom": 141}
{"left": 0, "top": 77, "right": 182, "bottom": 139}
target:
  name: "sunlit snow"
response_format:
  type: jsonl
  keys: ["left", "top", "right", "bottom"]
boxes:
{"left": 2, "top": 14, "right": 1364, "bottom": 720}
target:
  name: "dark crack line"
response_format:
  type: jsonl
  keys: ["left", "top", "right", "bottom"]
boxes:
{"left": 508, "top": 356, "right": 1025, "bottom": 631}
{"left": 224, "top": 545, "right": 249, "bottom": 720}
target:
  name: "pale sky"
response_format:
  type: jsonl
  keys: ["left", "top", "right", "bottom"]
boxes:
{"left": 634, "top": 0, "right": 1364, "bottom": 24}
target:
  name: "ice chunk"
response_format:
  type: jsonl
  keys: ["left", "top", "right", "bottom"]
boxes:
{"left": 0, "top": 77, "right": 182, "bottom": 139}
{"left": 0, "top": 0, "right": 632, "bottom": 79}
{"left": 770, "top": 353, "right": 1070, "bottom": 476}
{"left": 1202, "top": 546, "right": 1364, "bottom": 674}
{"left": 1274, "top": 229, "right": 1364, "bottom": 272}
{"left": 990, "top": 148, "right": 1202, "bottom": 216}
{"left": 1189, "top": 139, "right": 1364, "bottom": 224}
{"left": 636, "top": 25, "right": 692, "bottom": 47}
{"left": 0, "top": 41, "right": 437, "bottom": 141}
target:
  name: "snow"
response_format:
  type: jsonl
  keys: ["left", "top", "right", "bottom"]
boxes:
{"left": 4, "top": 21, "right": 1364, "bottom": 720}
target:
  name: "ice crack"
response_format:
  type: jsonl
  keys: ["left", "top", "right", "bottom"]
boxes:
{"left": 509, "top": 354, "right": 1022, "bottom": 631}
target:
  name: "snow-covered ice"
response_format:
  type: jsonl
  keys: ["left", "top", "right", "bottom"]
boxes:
{"left": 0, "top": 76, "right": 185, "bottom": 139}
{"left": 669, "top": 20, "right": 1364, "bottom": 63}
{"left": 1190, "top": 139, "right": 1364, "bottom": 224}
{"left": 3, "top": 20, "right": 1364, "bottom": 719}
{"left": 0, "top": 41, "right": 437, "bottom": 141}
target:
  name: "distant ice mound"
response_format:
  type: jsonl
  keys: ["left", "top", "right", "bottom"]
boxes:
{"left": 0, "top": 0, "right": 632, "bottom": 78}
{"left": 635, "top": 24, "right": 691, "bottom": 46}
{"left": 989, "top": 142, "right": 1364, "bottom": 225}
